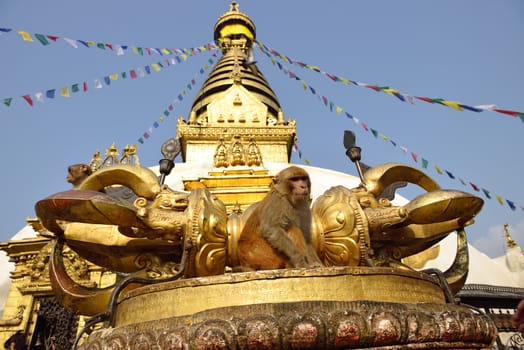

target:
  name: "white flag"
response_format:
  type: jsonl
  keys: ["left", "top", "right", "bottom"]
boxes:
{"left": 63, "top": 37, "right": 78, "bottom": 48}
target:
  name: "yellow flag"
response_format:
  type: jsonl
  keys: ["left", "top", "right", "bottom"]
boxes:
{"left": 181, "top": 54, "right": 188, "bottom": 61}
{"left": 17, "top": 31, "right": 33, "bottom": 42}
{"left": 434, "top": 165, "right": 443, "bottom": 175}
{"left": 109, "top": 74, "right": 118, "bottom": 80}
{"left": 335, "top": 106, "right": 343, "bottom": 115}
{"left": 161, "top": 48, "right": 171, "bottom": 55}
{"left": 278, "top": 53, "right": 288, "bottom": 63}
{"left": 380, "top": 134, "right": 388, "bottom": 141}
{"left": 441, "top": 100, "right": 464, "bottom": 111}
{"left": 495, "top": 195, "right": 504, "bottom": 205}
{"left": 159, "top": 116, "right": 165, "bottom": 122}
{"left": 151, "top": 63, "right": 161, "bottom": 72}
{"left": 301, "top": 80, "right": 307, "bottom": 90}
{"left": 383, "top": 88, "right": 400, "bottom": 95}
{"left": 338, "top": 77, "right": 352, "bottom": 85}
{"left": 61, "top": 86, "right": 70, "bottom": 97}
{"left": 86, "top": 41, "right": 95, "bottom": 46}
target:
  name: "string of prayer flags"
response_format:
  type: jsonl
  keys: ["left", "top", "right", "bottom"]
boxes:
{"left": 2, "top": 47, "right": 210, "bottom": 107}
{"left": 261, "top": 48, "right": 523, "bottom": 213}
{"left": 3, "top": 26, "right": 218, "bottom": 57}
{"left": 137, "top": 52, "right": 218, "bottom": 144}
{"left": 257, "top": 41, "right": 524, "bottom": 124}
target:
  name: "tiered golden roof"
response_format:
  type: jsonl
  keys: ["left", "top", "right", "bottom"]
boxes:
{"left": 177, "top": 0, "right": 295, "bottom": 164}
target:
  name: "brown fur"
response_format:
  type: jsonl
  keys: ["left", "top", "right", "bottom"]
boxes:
{"left": 66, "top": 164, "right": 92, "bottom": 188}
{"left": 237, "top": 166, "right": 323, "bottom": 270}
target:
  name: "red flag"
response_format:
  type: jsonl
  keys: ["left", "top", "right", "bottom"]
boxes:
{"left": 105, "top": 43, "right": 113, "bottom": 50}
{"left": 361, "top": 123, "right": 369, "bottom": 131}
{"left": 83, "top": 81, "right": 88, "bottom": 92}
{"left": 130, "top": 70, "right": 137, "bottom": 79}
{"left": 46, "top": 35, "right": 59, "bottom": 41}
{"left": 415, "top": 96, "right": 435, "bottom": 104}
{"left": 469, "top": 182, "right": 480, "bottom": 192}
{"left": 493, "top": 109, "right": 519, "bottom": 117}
{"left": 22, "top": 95, "right": 33, "bottom": 106}
{"left": 410, "top": 152, "right": 418, "bottom": 162}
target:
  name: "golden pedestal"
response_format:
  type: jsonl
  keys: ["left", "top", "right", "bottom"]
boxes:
{"left": 78, "top": 267, "right": 497, "bottom": 349}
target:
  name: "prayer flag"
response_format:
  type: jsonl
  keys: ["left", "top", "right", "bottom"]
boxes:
{"left": 46, "top": 89, "right": 56, "bottom": 98}
{"left": 35, "top": 92, "right": 44, "bottom": 102}
{"left": 61, "top": 86, "right": 70, "bottom": 97}
{"left": 96, "top": 43, "right": 105, "bottom": 49}
{"left": 22, "top": 95, "right": 33, "bottom": 106}
{"left": 110, "top": 74, "right": 118, "bottom": 80}
{"left": 104, "top": 76, "right": 110, "bottom": 85}
{"left": 507, "top": 200, "right": 516, "bottom": 211}
{"left": 71, "top": 84, "right": 79, "bottom": 93}
{"left": 410, "top": 152, "right": 418, "bottom": 162}
{"left": 130, "top": 70, "right": 137, "bottom": 79}
{"left": 335, "top": 106, "right": 342, "bottom": 115}
{"left": 17, "top": 30, "right": 33, "bottom": 42}
{"left": 46, "top": 35, "right": 59, "bottom": 42}
{"left": 441, "top": 100, "right": 464, "bottom": 111}
{"left": 0, "top": 28, "right": 12, "bottom": 33}
{"left": 64, "top": 38, "right": 79, "bottom": 48}
{"left": 94, "top": 79, "right": 103, "bottom": 88}
{"left": 361, "top": 123, "right": 369, "bottom": 131}
{"left": 34, "top": 33, "right": 49, "bottom": 45}
{"left": 83, "top": 82, "right": 88, "bottom": 92}
{"left": 78, "top": 40, "right": 89, "bottom": 48}
{"left": 481, "top": 189, "right": 491, "bottom": 199}
{"left": 495, "top": 195, "right": 504, "bottom": 205}
{"left": 421, "top": 158, "right": 428, "bottom": 169}
{"left": 371, "top": 129, "right": 379, "bottom": 138}
{"left": 445, "top": 171, "right": 455, "bottom": 179}
{"left": 469, "top": 182, "right": 480, "bottom": 192}
{"left": 434, "top": 165, "right": 443, "bottom": 175}
{"left": 151, "top": 63, "right": 160, "bottom": 72}
{"left": 3, "top": 98, "right": 12, "bottom": 106}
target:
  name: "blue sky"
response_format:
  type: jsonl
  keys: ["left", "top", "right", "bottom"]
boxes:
{"left": 0, "top": 0, "right": 523, "bottom": 258}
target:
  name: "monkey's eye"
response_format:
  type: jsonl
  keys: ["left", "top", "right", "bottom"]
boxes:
{"left": 289, "top": 176, "right": 308, "bottom": 182}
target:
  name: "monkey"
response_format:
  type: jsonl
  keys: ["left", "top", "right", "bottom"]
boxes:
{"left": 66, "top": 163, "right": 92, "bottom": 188}
{"left": 237, "top": 166, "right": 323, "bottom": 270}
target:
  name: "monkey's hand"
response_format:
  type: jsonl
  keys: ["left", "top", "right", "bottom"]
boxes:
{"left": 304, "top": 245, "right": 323, "bottom": 268}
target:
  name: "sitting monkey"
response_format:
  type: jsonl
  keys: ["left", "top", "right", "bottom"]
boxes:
{"left": 66, "top": 164, "right": 92, "bottom": 188}
{"left": 237, "top": 166, "right": 323, "bottom": 270}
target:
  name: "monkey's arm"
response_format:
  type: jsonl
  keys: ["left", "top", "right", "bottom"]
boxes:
{"left": 259, "top": 219, "right": 309, "bottom": 268}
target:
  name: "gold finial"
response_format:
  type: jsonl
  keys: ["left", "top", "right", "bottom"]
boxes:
{"left": 504, "top": 222, "right": 517, "bottom": 248}
{"left": 230, "top": 0, "right": 239, "bottom": 12}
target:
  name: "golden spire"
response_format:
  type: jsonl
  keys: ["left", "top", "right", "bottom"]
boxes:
{"left": 177, "top": 2, "right": 296, "bottom": 164}
{"left": 504, "top": 222, "right": 517, "bottom": 249}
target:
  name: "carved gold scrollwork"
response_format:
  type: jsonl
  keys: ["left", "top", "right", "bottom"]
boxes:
{"left": 186, "top": 188, "right": 228, "bottom": 277}
{"left": 311, "top": 186, "right": 369, "bottom": 267}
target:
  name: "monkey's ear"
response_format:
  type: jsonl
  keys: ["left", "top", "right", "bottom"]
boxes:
{"left": 272, "top": 175, "right": 279, "bottom": 185}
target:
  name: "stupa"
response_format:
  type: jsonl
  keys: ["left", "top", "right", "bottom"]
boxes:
{"left": 32, "top": 1, "right": 498, "bottom": 348}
